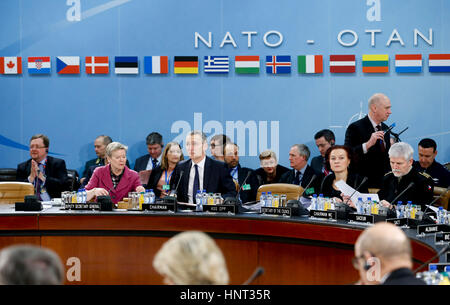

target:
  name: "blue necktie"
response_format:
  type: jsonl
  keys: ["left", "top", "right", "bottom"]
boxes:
{"left": 152, "top": 158, "right": 158, "bottom": 169}
{"left": 193, "top": 164, "right": 200, "bottom": 204}
{"left": 293, "top": 170, "right": 301, "bottom": 185}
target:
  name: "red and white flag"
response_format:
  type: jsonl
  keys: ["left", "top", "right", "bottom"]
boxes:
{"left": 329, "top": 55, "right": 356, "bottom": 73}
{"left": 0, "top": 57, "right": 22, "bottom": 74}
{"left": 85, "top": 56, "right": 109, "bottom": 74}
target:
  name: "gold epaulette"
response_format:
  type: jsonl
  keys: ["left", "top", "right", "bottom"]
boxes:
{"left": 418, "top": 171, "right": 432, "bottom": 179}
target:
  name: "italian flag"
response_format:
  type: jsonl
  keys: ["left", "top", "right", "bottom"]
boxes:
{"left": 298, "top": 55, "right": 323, "bottom": 74}
{"left": 235, "top": 56, "right": 260, "bottom": 74}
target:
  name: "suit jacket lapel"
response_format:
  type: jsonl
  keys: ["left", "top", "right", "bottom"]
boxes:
{"left": 203, "top": 157, "right": 212, "bottom": 191}
{"left": 101, "top": 165, "right": 115, "bottom": 191}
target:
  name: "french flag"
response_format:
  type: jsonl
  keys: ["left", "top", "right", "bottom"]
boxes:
{"left": 144, "top": 56, "right": 168, "bottom": 74}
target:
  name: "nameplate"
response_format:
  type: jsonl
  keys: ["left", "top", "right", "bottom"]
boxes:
{"left": 348, "top": 213, "right": 374, "bottom": 224}
{"left": 65, "top": 203, "right": 100, "bottom": 210}
{"left": 261, "top": 207, "right": 292, "bottom": 217}
{"left": 435, "top": 232, "right": 450, "bottom": 244}
{"left": 386, "top": 218, "right": 408, "bottom": 227}
{"left": 309, "top": 210, "right": 337, "bottom": 220}
{"left": 203, "top": 204, "right": 235, "bottom": 214}
{"left": 417, "top": 224, "right": 450, "bottom": 235}
{"left": 142, "top": 203, "right": 175, "bottom": 212}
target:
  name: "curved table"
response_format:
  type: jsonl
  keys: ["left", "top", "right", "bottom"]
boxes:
{"left": 0, "top": 205, "right": 443, "bottom": 285}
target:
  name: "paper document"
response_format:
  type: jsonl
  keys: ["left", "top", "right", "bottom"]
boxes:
{"left": 334, "top": 180, "right": 379, "bottom": 203}
{"left": 138, "top": 170, "right": 152, "bottom": 185}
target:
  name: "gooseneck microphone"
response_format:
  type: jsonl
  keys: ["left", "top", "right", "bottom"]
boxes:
{"left": 343, "top": 176, "right": 368, "bottom": 206}
{"left": 301, "top": 174, "right": 317, "bottom": 197}
{"left": 173, "top": 170, "right": 184, "bottom": 196}
{"left": 414, "top": 243, "right": 450, "bottom": 273}
{"left": 388, "top": 182, "right": 415, "bottom": 209}
{"left": 243, "top": 266, "right": 265, "bottom": 285}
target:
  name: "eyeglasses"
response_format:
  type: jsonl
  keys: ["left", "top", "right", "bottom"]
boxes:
{"left": 351, "top": 255, "right": 365, "bottom": 269}
{"left": 30, "top": 146, "right": 46, "bottom": 150}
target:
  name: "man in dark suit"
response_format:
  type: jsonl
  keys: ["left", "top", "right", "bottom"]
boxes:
{"left": 280, "top": 144, "right": 320, "bottom": 196}
{"left": 170, "top": 131, "right": 236, "bottom": 204}
{"left": 310, "top": 129, "right": 335, "bottom": 176}
{"left": 80, "top": 135, "right": 112, "bottom": 186}
{"left": 354, "top": 223, "right": 425, "bottom": 285}
{"left": 16, "top": 134, "right": 68, "bottom": 200}
{"left": 413, "top": 138, "right": 450, "bottom": 188}
{"left": 345, "top": 93, "right": 392, "bottom": 188}
{"left": 134, "top": 132, "right": 164, "bottom": 172}
{"left": 223, "top": 142, "right": 259, "bottom": 203}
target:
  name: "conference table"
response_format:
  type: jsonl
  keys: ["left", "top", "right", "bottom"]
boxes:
{"left": 0, "top": 203, "right": 444, "bottom": 285}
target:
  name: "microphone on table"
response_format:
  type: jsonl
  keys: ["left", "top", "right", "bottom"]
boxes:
{"left": 420, "top": 186, "right": 450, "bottom": 224}
{"left": 243, "top": 266, "right": 265, "bottom": 285}
{"left": 389, "top": 182, "right": 415, "bottom": 208}
{"left": 335, "top": 177, "right": 368, "bottom": 219}
{"left": 414, "top": 243, "right": 450, "bottom": 274}
{"left": 163, "top": 170, "right": 184, "bottom": 208}
{"left": 224, "top": 170, "right": 252, "bottom": 205}
{"left": 301, "top": 174, "right": 317, "bottom": 197}
{"left": 287, "top": 174, "right": 317, "bottom": 216}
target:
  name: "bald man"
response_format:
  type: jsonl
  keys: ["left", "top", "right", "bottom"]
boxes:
{"left": 345, "top": 93, "right": 392, "bottom": 188}
{"left": 353, "top": 223, "right": 425, "bottom": 285}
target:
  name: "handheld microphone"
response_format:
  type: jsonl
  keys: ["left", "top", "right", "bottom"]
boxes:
{"left": 413, "top": 243, "right": 450, "bottom": 273}
{"left": 388, "top": 182, "right": 415, "bottom": 208}
{"left": 301, "top": 174, "right": 317, "bottom": 197}
{"left": 243, "top": 266, "right": 265, "bottom": 285}
{"left": 343, "top": 176, "right": 368, "bottom": 206}
{"left": 383, "top": 122, "right": 396, "bottom": 134}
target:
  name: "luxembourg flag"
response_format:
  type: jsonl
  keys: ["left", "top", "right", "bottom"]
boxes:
{"left": 429, "top": 54, "right": 450, "bottom": 72}
{"left": 144, "top": 56, "right": 168, "bottom": 74}
{"left": 28, "top": 57, "right": 51, "bottom": 74}
{"left": 0, "top": 56, "right": 22, "bottom": 74}
{"left": 56, "top": 56, "right": 80, "bottom": 74}
{"left": 395, "top": 54, "right": 422, "bottom": 73}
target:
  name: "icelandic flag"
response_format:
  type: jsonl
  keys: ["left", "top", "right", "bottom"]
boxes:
{"left": 28, "top": 57, "right": 51, "bottom": 74}
{"left": 266, "top": 55, "right": 291, "bottom": 74}
{"left": 56, "top": 56, "right": 80, "bottom": 74}
{"left": 0, "top": 57, "right": 22, "bottom": 74}
{"left": 429, "top": 54, "right": 450, "bottom": 72}
{"left": 204, "top": 56, "right": 229, "bottom": 73}
{"left": 395, "top": 54, "right": 422, "bottom": 73}
{"left": 144, "top": 56, "right": 168, "bottom": 74}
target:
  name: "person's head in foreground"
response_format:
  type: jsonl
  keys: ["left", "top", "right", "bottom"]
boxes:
{"left": 153, "top": 231, "right": 229, "bottom": 285}
{"left": 0, "top": 245, "right": 64, "bottom": 285}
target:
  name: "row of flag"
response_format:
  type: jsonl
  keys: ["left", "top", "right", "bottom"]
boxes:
{"left": 1, "top": 54, "right": 450, "bottom": 75}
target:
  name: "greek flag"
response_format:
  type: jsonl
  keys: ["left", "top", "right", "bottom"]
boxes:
{"left": 204, "top": 56, "right": 229, "bottom": 73}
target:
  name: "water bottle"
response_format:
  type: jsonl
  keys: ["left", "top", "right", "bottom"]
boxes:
{"left": 149, "top": 189, "right": 156, "bottom": 204}
{"left": 266, "top": 192, "right": 273, "bottom": 207}
{"left": 202, "top": 189, "right": 207, "bottom": 206}
{"left": 318, "top": 194, "right": 324, "bottom": 210}
{"left": 357, "top": 197, "right": 364, "bottom": 214}
{"left": 260, "top": 192, "right": 266, "bottom": 206}
{"left": 437, "top": 207, "right": 444, "bottom": 224}
{"left": 429, "top": 265, "right": 442, "bottom": 285}
{"left": 364, "top": 197, "right": 372, "bottom": 215}
{"left": 144, "top": 189, "right": 150, "bottom": 204}
{"left": 397, "top": 201, "right": 403, "bottom": 218}
{"left": 76, "top": 189, "right": 83, "bottom": 203}
{"left": 195, "top": 190, "right": 203, "bottom": 211}
{"left": 82, "top": 188, "right": 87, "bottom": 203}
{"left": 406, "top": 201, "right": 412, "bottom": 218}
{"left": 311, "top": 194, "right": 318, "bottom": 210}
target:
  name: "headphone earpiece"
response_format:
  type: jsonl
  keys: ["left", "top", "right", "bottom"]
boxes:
{"left": 364, "top": 261, "right": 371, "bottom": 271}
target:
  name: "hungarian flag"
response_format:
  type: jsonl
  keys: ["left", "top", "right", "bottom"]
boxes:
{"left": 429, "top": 54, "right": 450, "bottom": 72}
{"left": 0, "top": 57, "right": 22, "bottom": 74}
{"left": 144, "top": 56, "right": 169, "bottom": 74}
{"left": 329, "top": 55, "right": 356, "bottom": 73}
{"left": 174, "top": 56, "right": 198, "bottom": 74}
{"left": 395, "top": 54, "right": 422, "bottom": 73}
{"left": 115, "top": 56, "right": 139, "bottom": 74}
{"left": 362, "top": 54, "right": 389, "bottom": 73}
{"left": 235, "top": 56, "right": 260, "bottom": 74}
{"left": 266, "top": 55, "right": 291, "bottom": 74}
{"left": 28, "top": 57, "right": 51, "bottom": 74}
{"left": 298, "top": 55, "right": 323, "bottom": 74}
{"left": 85, "top": 56, "right": 109, "bottom": 74}
{"left": 56, "top": 56, "right": 80, "bottom": 74}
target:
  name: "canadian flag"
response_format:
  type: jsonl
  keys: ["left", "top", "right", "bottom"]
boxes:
{"left": 0, "top": 57, "right": 22, "bottom": 74}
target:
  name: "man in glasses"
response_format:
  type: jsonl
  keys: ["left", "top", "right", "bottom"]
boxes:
{"left": 16, "top": 134, "right": 68, "bottom": 201}
{"left": 209, "top": 134, "right": 230, "bottom": 162}
{"left": 353, "top": 222, "right": 425, "bottom": 285}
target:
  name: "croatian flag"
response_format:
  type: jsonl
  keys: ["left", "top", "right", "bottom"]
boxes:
{"left": 395, "top": 54, "right": 422, "bottom": 73}
{"left": 144, "top": 56, "right": 168, "bottom": 74}
{"left": 56, "top": 56, "right": 80, "bottom": 74}
{"left": 429, "top": 54, "right": 450, "bottom": 72}
{"left": 28, "top": 57, "right": 51, "bottom": 74}
{"left": 266, "top": 55, "right": 291, "bottom": 74}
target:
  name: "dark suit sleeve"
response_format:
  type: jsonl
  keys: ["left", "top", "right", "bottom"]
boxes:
{"left": 16, "top": 162, "right": 30, "bottom": 183}
{"left": 279, "top": 171, "right": 291, "bottom": 183}
{"left": 218, "top": 163, "right": 237, "bottom": 199}
{"left": 46, "top": 159, "right": 69, "bottom": 196}
{"left": 344, "top": 122, "right": 364, "bottom": 156}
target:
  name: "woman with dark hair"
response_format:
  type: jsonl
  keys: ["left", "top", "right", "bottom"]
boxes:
{"left": 319, "top": 145, "right": 369, "bottom": 209}
{"left": 146, "top": 142, "right": 184, "bottom": 198}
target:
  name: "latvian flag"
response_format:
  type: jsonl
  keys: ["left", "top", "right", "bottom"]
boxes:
{"left": 204, "top": 56, "right": 229, "bottom": 73}
{"left": 28, "top": 57, "right": 50, "bottom": 74}
{"left": 144, "top": 56, "right": 168, "bottom": 74}
{"left": 330, "top": 55, "right": 356, "bottom": 73}
{"left": 298, "top": 55, "right": 323, "bottom": 74}
{"left": 86, "top": 56, "right": 109, "bottom": 74}
{"left": 266, "top": 55, "right": 291, "bottom": 74}
{"left": 56, "top": 56, "right": 80, "bottom": 74}
{"left": 429, "top": 54, "right": 450, "bottom": 72}
{"left": 362, "top": 54, "right": 389, "bottom": 73}
{"left": 115, "top": 56, "right": 138, "bottom": 74}
{"left": 174, "top": 56, "right": 198, "bottom": 74}
{"left": 0, "top": 57, "right": 22, "bottom": 74}
{"left": 235, "top": 56, "right": 260, "bottom": 74}
{"left": 395, "top": 54, "right": 422, "bottom": 73}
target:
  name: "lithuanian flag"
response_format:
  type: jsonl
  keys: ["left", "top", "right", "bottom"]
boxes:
{"left": 174, "top": 56, "right": 198, "bottom": 74}
{"left": 362, "top": 54, "right": 389, "bottom": 73}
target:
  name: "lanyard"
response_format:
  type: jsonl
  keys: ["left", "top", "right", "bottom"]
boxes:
{"left": 164, "top": 170, "right": 173, "bottom": 185}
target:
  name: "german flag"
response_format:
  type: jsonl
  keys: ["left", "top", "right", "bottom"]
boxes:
{"left": 362, "top": 54, "right": 389, "bottom": 73}
{"left": 174, "top": 56, "right": 198, "bottom": 74}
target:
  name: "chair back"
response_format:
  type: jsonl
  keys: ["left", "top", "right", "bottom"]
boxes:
{"left": 0, "top": 182, "right": 35, "bottom": 204}
{"left": 256, "top": 183, "right": 304, "bottom": 201}
{"left": 0, "top": 168, "right": 17, "bottom": 182}
{"left": 434, "top": 186, "right": 449, "bottom": 210}
{"left": 67, "top": 169, "right": 80, "bottom": 191}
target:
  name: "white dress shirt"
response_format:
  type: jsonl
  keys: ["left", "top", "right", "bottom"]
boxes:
{"left": 145, "top": 155, "right": 162, "bottom": 170}
{"left": 187, "top": 157, "right": 206, "bottom": 203}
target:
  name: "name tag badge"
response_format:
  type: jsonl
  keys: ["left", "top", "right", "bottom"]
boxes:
{"left": 305, "top": 187, "right": 315, "bottom": 196}
{"left": 242, "top": 184, "right": 251, "bottom": 191}
{"left": 162, "top": 184, "right": 170, "bottom": 191}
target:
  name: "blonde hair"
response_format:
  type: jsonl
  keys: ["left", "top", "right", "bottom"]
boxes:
{"left": 105, "top": 142, "right": 128, "bottom": 158}
{"left": 153, "top": 231, "right": 229, "bottom": 285}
